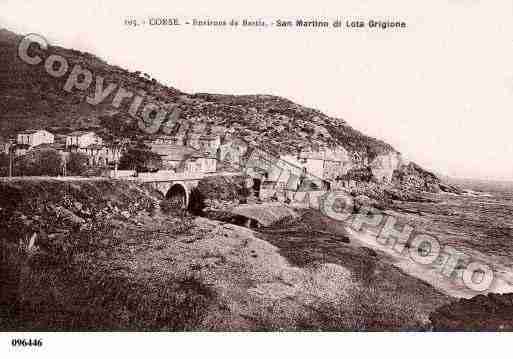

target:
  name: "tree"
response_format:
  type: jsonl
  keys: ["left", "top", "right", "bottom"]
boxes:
{"left": 188, "top": 187, "right": 205, "bottom": 215}
{"left": 99, "top": 113, "right": 134, "bottom": 175}
{"left": 16, "top": 149, "right": 62, "bottom": 176}
{"left": 0, "top": 153, "right": 9, "bottom": 177}
{"left": 66, "top": 152, "right": 90, "bottom": 176}
{"left": 118, "top": 148, "right": 162, "bottom": 172}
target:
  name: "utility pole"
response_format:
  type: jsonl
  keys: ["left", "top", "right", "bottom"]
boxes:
{"left": 8, "top": 138, "right": 15, "bottom": 177}
{"left": 113, "top": 144, "right": 119, "bottom": 178}
{"left": 62, "top": 153, "right": 67, "bottom": 177}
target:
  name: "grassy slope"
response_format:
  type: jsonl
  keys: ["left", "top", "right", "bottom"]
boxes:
{"left": 0, "top": 178, "right": 214, "bottom": 330}
{"left": 0, "top": 179, "right": 450, "bottom": 331}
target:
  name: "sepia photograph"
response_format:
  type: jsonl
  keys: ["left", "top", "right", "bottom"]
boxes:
{"left": 1, "top": 0, "right": 513, "bottom": 356}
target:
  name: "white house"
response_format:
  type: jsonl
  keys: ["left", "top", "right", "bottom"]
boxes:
{"left": 184, "top": 155, "right": 217, "bottom": 174}
{"left": 150, "top": 144, "right": 217, "bottom": 173}
{"left": 17, "top": 130, "right": 54, "bottom": 148}
{"left": 217, "top": 137, "right": 249, "bottom": 168}
{"left": 185, "top": 132, "right": 202, "bottom": 150}
{"left": 78, "top": 144, "right": 115, "bottom": 166}
{"left": 274, "top": 147, "right": 352, "bottom": 188}
{"left": 0, "top": 137, "right": 9, "bottom": 154}
{"left": 369, "top": 152, "right": 402, "bottom": 183}
{"left": 280, "top": 152, "right": 324, "bottom": 181}
{"left": 66, "top": 131, "right": 103, "bottom": 149}
{"left": 64, "top": 131, "right": 120, "bottom": 167}
{"left": 198, "top": 134, "right": 221, "bottom": 155}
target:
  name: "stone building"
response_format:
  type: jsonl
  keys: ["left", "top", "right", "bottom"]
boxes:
{"left": 65, "top": 131, "right": 103, "bottom": 150}
{"left": 198, "top": 134, "right": 221, "bottom": 155}
{"left": 17, "top": 129, "right": 54, "bottom": 148}
{"left": 150, "top": 144, "right": 217, "bottom": 174}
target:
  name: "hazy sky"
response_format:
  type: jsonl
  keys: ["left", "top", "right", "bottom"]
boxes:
{"left": 1, "top": 0, "right": 513, "bottom": 180}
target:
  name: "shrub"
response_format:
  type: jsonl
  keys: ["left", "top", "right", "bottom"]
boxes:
{"left": 66, "top": 152, "right": 90, "bottom": 176}
{"left": 119, "top": 148, "right": 162, "bottom": 172}
{"left": 196, "top": 175, "right": 249, "bottom": 202}
{"left": 330, "top": 285, "right": 427, "bottom": 330}
{"left": 188, "top": 188, "right": 206, "bottom": 215}
{"left": 15, "top": 149, "right": 62, "bottom": 176}
{"left": 0, "top": 153, "right": 9, "bottom": 176}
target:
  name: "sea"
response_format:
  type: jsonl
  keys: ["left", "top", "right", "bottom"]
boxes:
{"left": 388, "top": 178, "right": 513, "bottom": 297}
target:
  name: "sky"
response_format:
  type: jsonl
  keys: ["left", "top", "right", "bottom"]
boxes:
{"left": 1, "top": 0, "right": 513, "bottom": 180}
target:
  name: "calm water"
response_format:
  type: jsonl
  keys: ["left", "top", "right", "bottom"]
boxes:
{"left": 388, "top": 180, "right": 513, "bottom": 295}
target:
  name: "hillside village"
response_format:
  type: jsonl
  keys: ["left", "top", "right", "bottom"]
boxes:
{"left": 0, "top": 26, "right": 446, "bottom": 198}
{"left": 0, "top": 122, "right": 408, "bottom": 196}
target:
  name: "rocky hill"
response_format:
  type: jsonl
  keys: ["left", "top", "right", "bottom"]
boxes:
{"left": 1, "top": 29, "right": 391, "bottom": 156}
{"left": 0, "top": 27, "right": 453, "bottom": 192}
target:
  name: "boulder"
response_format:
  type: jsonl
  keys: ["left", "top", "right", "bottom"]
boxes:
{"left": 430, "top": 293, "right": 513, "bottom": 330}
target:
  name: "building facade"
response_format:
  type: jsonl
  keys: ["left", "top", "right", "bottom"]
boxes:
{"left": 17, "top": 130, "right": 54, "bottom": 148}
{"left": 150, "top": 143, "right": 217, "bottom": 174}
{"left": 66, "top": 131, "right": 103, "bottom": 149}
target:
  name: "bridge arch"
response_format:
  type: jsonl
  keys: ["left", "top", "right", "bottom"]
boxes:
{"left": 165, "top": 182, "right": 189, "bottom": 209}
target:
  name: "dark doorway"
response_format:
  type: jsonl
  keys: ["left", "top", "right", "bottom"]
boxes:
{"left": 252, "top": 178, "right": 262, "bottom": 198}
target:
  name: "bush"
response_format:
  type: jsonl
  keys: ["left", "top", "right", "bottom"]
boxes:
{"left": 66, "top": 152, "right": 90, "bottom": 176}
{"left": 188, "top": 188, "right": 206, "bottom": 215}
{"left": 15, "top": 149, "right": 62, "bottom": 176}
{"left": 119, "top": 148, "right": 162, "bottom": 172}
{"left": 309, "top": 285, "right": 429, "bottom": 331}
{"left": 0, "top": 153, "right": 9, "bottom": 176}
{"left": 196, "top": 175, "right": 250, "bottom": 203}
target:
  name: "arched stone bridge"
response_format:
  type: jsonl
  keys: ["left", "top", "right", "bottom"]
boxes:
{"left": 146, "top": 179, "right": 200, "bottom": 208}
{"left": 120, "top": 171, "right": 240, "bottom": 208}
{"left": 122, "top": 172, "right": 205, "bottom": 208}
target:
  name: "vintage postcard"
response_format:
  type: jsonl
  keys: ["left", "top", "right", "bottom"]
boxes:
{"left": 0, "top": 0, "right": 512, "bottom": 356}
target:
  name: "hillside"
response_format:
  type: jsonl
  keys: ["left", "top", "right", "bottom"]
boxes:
{"left": 0, "top": 28, "right": 394, "bottom": 160}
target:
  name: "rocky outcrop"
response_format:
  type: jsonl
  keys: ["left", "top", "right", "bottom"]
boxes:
{"left": 430, "top": 293, "right": 513, "bottom": 331}
{"left": 392, "top": 162, "right": 462, "bottom": 194}
{"left": 392, "top": 162, "right": 439, "bottom": 191}
{"left": 0, "top": 28, "right": 394, "bottom": 168}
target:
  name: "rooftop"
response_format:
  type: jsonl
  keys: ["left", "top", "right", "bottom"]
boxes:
{"left": 67, "top": 130, "right": 95, "bottom": 136}
{"left": 199, "top": 134, "right": 220, "bottom": 140}
{"left": 150, "top": 144, "right": 203, "bottom": 161}
{"left": 30, "top": 143, "right": 65, "bottom": 151}
{"left": 18, "top": 129, "right": 48, "bottom": 135}
{"left": 84, "top": 144, "right": 105, "bottom": 150}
